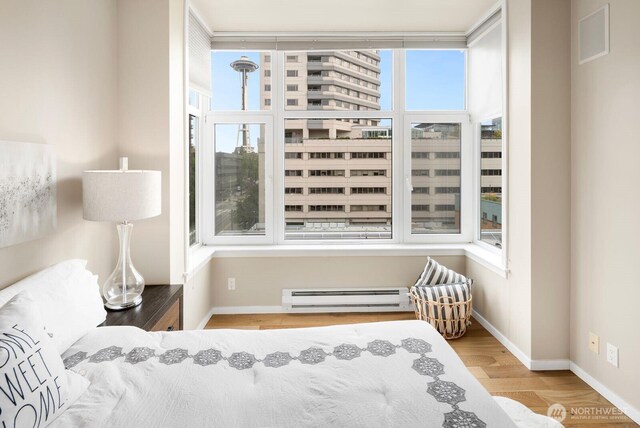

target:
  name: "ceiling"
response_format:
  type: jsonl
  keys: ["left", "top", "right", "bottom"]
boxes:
{"left": 190, "top": 0, "right": 499, "bottom": 33}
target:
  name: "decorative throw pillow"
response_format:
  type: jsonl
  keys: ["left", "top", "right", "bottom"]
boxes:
{"left": 414, "top": 257, "right": 472, "bottom": 288}
{"left": 0, "top": 292, "right": 88, "bottom": 427}
{"left": 0, "top": 260, "right": 106, "bottom": 353}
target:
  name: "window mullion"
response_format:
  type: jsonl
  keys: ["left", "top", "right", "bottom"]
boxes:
{"left": 273, "top": 51, "right": 285, "bottom": 245}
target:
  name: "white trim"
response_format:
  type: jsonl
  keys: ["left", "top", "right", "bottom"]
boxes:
{"left": 465, "top": 244, "right": 507, "bottom": 277}
{"left": 195, "top": 306, "right": 216, "bottom": 329}
{"left": 466, "top": 1, "right": 503, "bottom": 37}
{"left": 472, "top": 309, "right": 532, "bottom": 369}
{"left": 211, "top": 305, "right": 285, "bottom": 314}
{"left": 184, "top": 245, "right": 216, "bottom": 281}
{"left": 570, "top": 362, "right": 640, "bottom": 424}
{"left": 530, "top": 359, "right": 570, "bottom": 371}
{"left": 210, "top": 243, "right": 466, "bottom": 258}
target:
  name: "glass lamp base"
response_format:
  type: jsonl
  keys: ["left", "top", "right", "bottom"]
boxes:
{"left": 103, "top": 222, "right": 145, "bottom": 311}
{"left": 105, "top": 294, "right": 143, "bottom": 311}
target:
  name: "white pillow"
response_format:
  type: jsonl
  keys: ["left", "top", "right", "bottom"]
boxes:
{"left": 0, "top": 292, "right": 89, "bottom": 427}
{"left": 0, "top": 260, "right": 106, "bottom": 353}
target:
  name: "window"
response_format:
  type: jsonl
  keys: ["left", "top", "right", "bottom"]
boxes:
{"left": 309, "top": 187, "right": 345, "bottom": 194}
{"left": 435, "top": 187, "right": 460, "bottom": 194}
{"left": 283, "top": 117, "right": 392, "bottom": 239}
{"left": 309, "top": 152, "right": 344, "bottom": 159}
{"left": 351, "top": 169, "right": 386, "bottom": 177}
{"left": 188, "top": 114, "right": 198, "bottom": 245}
{"left": 434, "top": 152, "right": 460, "bottom": 159}
{"left": 412, "top": 205, "right": 430, "bottom": 211}
{"left": 406, "top": 50, "right": 465, "bottom": 110}
{"left": 213, "top": 123, "right": 266, "bottom": 236}
{"left": 309, "top": 205, "right": 344, "bottom": 212}
{"left": 435, "top": 169, "right": 460, "bottom": 176}
{"left": 481, "top": 152, "right": 502, "bottom": 158}
{"left": 351, "top": 187, "right": 386, "bottom": 194}
{"left": 412, "top": 152, "right": 429, "bottom": 159}
{"left": 351, "top": 205, "right": 386, "bottom": 212}
{"left": 481, "top": 169, "right": 502, "bottom": 176}
{"left": 479, "top": 117, "right": 503, "bottom": 247}
{"left": 350, "top": 152, "right": 386, "bottom": 159}
{"left": 203, "top": 47, "right": 501, "bottom": 247}
{"left": 410, "top": 122, "right": 461, "bottom": 235}
{"left": 309, "top": 170, "right": 345, "bottom": 177}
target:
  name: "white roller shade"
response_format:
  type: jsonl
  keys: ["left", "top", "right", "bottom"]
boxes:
{"left": 189, "top": 12, "right": 212, "bottom": 94}
{"left": 211, "top": 33, "right": 467, "bottom": 51}
{"left": 468, "top": 23, "right": 503, "bottom": 122}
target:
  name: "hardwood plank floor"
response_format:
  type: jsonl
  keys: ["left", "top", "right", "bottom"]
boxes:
{"left": 205, "top": 312, "right": 637, "bottom": 427}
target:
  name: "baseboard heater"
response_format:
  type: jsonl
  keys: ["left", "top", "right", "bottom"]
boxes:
{"left": 282, "top": 287, "right": 412, "bottom": 313}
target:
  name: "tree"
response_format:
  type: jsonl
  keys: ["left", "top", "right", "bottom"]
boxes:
{"left": 233, "top": 151, "right": 260, "bottom": 230}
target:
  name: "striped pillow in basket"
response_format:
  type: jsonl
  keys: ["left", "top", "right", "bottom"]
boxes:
{"left": 414, "top": 257, "right": 472, "bottom": 287}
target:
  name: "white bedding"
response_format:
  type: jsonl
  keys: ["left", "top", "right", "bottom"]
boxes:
{"left": 54, "top": 320, "right": 518, "bottom": 427}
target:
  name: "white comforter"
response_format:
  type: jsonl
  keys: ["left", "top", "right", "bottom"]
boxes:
{"left": 54, "top": 320, "right": 517, "bottom": 427}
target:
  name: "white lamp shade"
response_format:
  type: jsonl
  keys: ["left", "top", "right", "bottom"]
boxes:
{"left": 82, "top": 170, "right": 161, "bottom": 222}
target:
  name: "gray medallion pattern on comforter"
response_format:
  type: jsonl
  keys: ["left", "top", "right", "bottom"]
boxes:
{"left": 64, "top": 337, "right": 486, "bottom": 428}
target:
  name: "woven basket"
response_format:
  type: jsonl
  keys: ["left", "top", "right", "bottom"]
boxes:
{"left": 409, "top": 288, "right": 472, "bottom": 340}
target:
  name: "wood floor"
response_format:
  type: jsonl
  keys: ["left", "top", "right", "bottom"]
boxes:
{"left": 205, "top": 312, "right": 637, "bottom": 427}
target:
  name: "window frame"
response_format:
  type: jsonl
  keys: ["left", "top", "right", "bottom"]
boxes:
{"left": 187, "top": 90, "right": 207, "bottom": 252}
{"left": 474, "top": 114, "right": 505, "bottom": 254}
{"left": 403, "top": 113, "right": 473, "bottom": 244}
{"left": 202, "top": 49, "right": 481, "bottom": 247}
{"left": 202, "top": 114, "right": 274, "bottom": 245}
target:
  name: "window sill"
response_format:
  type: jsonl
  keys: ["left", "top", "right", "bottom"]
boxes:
{"left": 183, "top": 243, "right": 508, "bottom": 280}
{"left": 184, "top": 246, "right": 216, "bottom": 281}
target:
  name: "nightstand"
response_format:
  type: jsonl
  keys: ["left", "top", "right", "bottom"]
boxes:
{"left": 100, "top": 284, "right": 183, "bottom": 332}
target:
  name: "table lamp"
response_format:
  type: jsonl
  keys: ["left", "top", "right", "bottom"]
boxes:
{"left": 82, "top": 157, "right": 161, "bottom": 310}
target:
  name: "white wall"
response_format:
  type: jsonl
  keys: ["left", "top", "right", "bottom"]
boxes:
{"left": 0, "top": 0, "right": 118, "bottom": 287}
{"left": 209, "top": 255, "right": 465, "bottom": 308}
{"left": 467, "top": 0, "right": 572, "bottom": 363}
{"left": 571, "top": 0, "right": 640, "bottom": 412}
{"left": 116, "top": 0, "right": 185, "bottom": 285}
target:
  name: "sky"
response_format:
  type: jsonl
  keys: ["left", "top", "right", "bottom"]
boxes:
{"left": 209, "top": 50, "right": 465, "bottom": 152}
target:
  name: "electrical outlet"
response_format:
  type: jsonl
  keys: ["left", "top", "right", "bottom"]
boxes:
{"left": 228, "top": 278, "right": 236, "bottom": 291}
{"left": 589, "top": 332, "right": 599, "bottom": 354}
{"left": 606, "top": 343, "right": 619, "bottom": 367}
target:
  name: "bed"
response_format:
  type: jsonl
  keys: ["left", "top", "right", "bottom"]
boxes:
{"left": 0, "top": 260, "right": 561, "bottom": 427}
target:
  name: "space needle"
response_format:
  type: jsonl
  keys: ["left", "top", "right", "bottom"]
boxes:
{"left": 230, "top": 56, "right": 259, "bottom": 153}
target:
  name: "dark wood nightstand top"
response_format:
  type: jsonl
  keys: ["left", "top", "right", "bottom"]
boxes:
{"left": 100, "top": 284, "right": 183, "bottom": 331}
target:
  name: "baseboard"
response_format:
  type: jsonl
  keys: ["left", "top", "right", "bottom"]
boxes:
{"left": 472, "top": 309, "right": 533, "bottom": 369}
{"left": 570, "top": 362, "right": 640, "bottom": 424}
{"left": 195, "top": 307, "right": 216, "bottom": 330}
{"left": 529, "top": 359, "right": 571, "bottom": 370}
